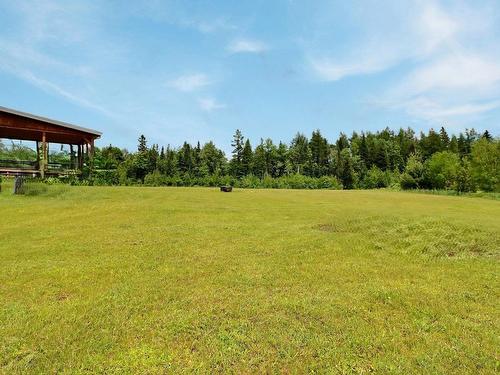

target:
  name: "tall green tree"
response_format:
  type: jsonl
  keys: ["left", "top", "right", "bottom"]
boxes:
{"left": 470, "top": 138, "right": 499, "bottom": 192}
{"left": 337, "top": 148, "right": 355, "bottom": 189}
{"left": 134, "top": 135, "right": 151, "bottom": 181}
{"left": 457, "top": 133, "right": 468, "bottom": 157}
{"left": 200, "top": 141, "right": 225, "bottom": 176}
{"left": 230, "top": 129, "right": 245, "bottom": 177}
{"left": 289, "top": 133, "right": 311, "bottom": 174}
{"left": 449, "top": 135, "right": 459, "bottom": 154}
{"left": 178, "top": 142, "right": 193, "bottom": 175}
{"left": 359, "top": 133, "right": 369, "bottom": 166}
{"left": 158, "top": 145, "right": 177, "bottom": 176}
{"left": 439, "top": 127, "right": 450, "bottom": 150}
{"left": 276, "top": 142, "right": 288, "bottom": 177}
{"left": 138, "top": 135, "right": 147, "bottom": 153}
{"left": 419, "top": 129, "right": 442, "bottom": 159}
{"left": 241, "top": 139, "right": 253, "bottom": 176}
{"left": 310, "top": 130, "right": 329, "bottom": 177}
{"left": 252, "top": 139, "right": 267, "bottom": 178}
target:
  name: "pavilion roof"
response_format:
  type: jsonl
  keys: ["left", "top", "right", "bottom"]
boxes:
{"left": 0, "top": 106, "right": 101, "bottom": 144}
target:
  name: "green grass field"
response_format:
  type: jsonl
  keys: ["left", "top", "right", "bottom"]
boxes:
{"left": 1, "top": 186, "right": 499, "bottom": 373}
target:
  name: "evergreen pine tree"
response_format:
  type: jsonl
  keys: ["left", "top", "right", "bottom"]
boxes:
{"left": 359, "top": 133, "right": 369, "bottom": 166}
{"left": 276, "top": 142, "right": 288, "bottom": 177}
{"left": 178, "top": 142, "right": 193, "bottom": 174}
{"left": 482, "top": 130, "right": 492, "bottom": 141}
{"left": 252, "top": 140, "right": 267, "bottom": 178}
{"left": 439, "top": 126, "right": 450, "bottom": 150}
{"left": 289, "top": 133, "right": 311, "bottom": 174}
{"left": 336, "top": 133, "right": 350, "bottom": 151}
{"left": 241, "top": 139, "right": 253, "bottom": 176}
{"left": 230, "top": 129, "right": 245, "bottom": 177}
{"left": 457, "top": 133, "right": 467, "bottom": 157}
{"left": 337, "top": 148, "right": 355, "bottom": 189}
{"left": 449, "top": 135, "right": 459, "bottom": 154}
{"left": 138, "top": 135, "right": 147, "bottom": 153}
{"left": 193, "top": 141, "right": 202, "bottom": 177}
{"left": 310, "top": 130, "right": 329, "bottom": 177}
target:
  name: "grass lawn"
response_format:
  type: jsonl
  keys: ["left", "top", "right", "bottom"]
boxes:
{"left": 0, "top": 186, "right": 499, "bottom": 373}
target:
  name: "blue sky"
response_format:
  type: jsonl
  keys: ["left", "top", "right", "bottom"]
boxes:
{"left": 1, "top": 0, "right": 499, "bottom": 152}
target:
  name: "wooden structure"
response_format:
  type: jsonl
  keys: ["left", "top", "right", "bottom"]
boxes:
{"left": 0, "top": 106, "right": 101, "bottom": 177}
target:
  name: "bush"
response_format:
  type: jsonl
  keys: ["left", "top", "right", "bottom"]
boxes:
{"left": 362, "top": 167, "right": 391, "bottom": 189}
{"left": 455, "top": 159, "right": 476, "bottom": 193}
{"left": 92, "top": 170, "right": 120, "bottom": 185}
{"left": 238, "top": 174, "right": 261, "bottom": 188}
{"left": 470, "top": 139, "right": 499, "bottom": 192}
{"left": 144, "top": 170, "right": 167, "bottom": 186}
{"left": 400, "top": 154, "right": 424, "bottom": 190}
{"left": 423, "top": 151, "right": 460, "bottom": 190}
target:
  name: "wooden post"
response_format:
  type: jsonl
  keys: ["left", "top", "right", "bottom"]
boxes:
{"left": 70, "top": 145, "right": 74, "bottom": 169}
{"left": 85, "top": 143, "right": 89, "bottom": 166}
{"left": 41, "top": 132, "right": 47, "bottom": 178}
{"left": 77, "top": 144, "right": 82, "bottom": 170}
{"left": 36, "top": 140, "right": 40, "bottom": 170}
{"left": 89, "top": 140, "right": 95, "bottom": 171}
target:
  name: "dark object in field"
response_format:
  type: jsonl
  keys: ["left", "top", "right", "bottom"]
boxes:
{"left": 220, "top": 186, "right": 233, "bottom": 192}
{"left": 14, "top": 176, "right": 25, "bottom": 195}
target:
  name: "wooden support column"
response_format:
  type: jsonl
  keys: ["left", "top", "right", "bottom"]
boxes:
{"left": 89, "top": 140, "right": 95, "bottom": 171}
{"left": 70, "top": 145, "right": 74, "bottom": 169}
{"left": 77, "top": 144, "right": 82, "bottom": 170}
{"left": 41, "top": 132, "right": 47, "bottom": 178}
{"left": 36, "top": 140, "right": 40, "bottom": 170}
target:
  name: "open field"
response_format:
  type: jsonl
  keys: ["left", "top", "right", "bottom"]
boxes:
{"left": 0, "top": 186, "right": 499, "bottom": 373}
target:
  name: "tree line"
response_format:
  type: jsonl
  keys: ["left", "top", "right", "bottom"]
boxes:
{"left": 1, "top": 127, "right": 498, "bottom": 192}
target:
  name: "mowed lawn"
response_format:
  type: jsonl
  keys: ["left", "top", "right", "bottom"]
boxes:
{"left": 0, "top": 187, "right": 499, "bottom": 374}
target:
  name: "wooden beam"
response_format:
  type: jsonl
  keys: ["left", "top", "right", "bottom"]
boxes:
{"left": 0, "top": 112, "right": 100, "bottom": 141}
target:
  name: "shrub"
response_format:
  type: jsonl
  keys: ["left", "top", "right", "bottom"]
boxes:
{"left": 144, "top": 170, "right": 167, "bottom": 186}
{"left": 470, "top": 139, "right": 499, "bottom": 192}
{"left": 362, "top": 167, "right": 390, "bottom": 189}
{"left": 400, "top": 154, "right": 424, "bottom": 190}
{"left": 455, "top": 159, "right": 476, "bottom": 193}
{"left": 92, "top": 170, "right": 120, "bottom": 185}
{"left": 423, "top": 151, "right": 460, "bottom": 190}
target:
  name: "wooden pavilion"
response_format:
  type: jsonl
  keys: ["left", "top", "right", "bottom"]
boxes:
{"left": 0, "top": 106, "right": 102, "bottom": 177}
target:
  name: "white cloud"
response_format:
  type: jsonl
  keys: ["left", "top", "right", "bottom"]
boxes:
{"left": 310, "top": 54, "right": 397, "bottom": 82}
{"left": 198, "top": 97, "right": 226, "bottom": 112}
{"left": 227, "top": 39, "right": 268, "bottom": 54}
{"left": 308, "top": 0, "right": 500, "bottom": 122}
{"left": 182, "top": 17, "right": 236, "bottom": 34}
{"left": 395, "top": 97, "right": 500, "bottom": 121}
{"left": 168, "top": 73, "right": 213, "bottom": 92}
{"left": 402, "top": 54, "right": 500, "bottom": 95}
{"left": 0, "top": 61, "right": 115, "bottom": 118}
{"left": 415, "top": 1, "right": 459, "bottom": 54}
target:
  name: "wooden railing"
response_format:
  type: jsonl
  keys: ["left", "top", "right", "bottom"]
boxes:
{"left": 0, "top": 159, "right": 38, "bottom": 169}
{"left": 0, "top": 159, "right": 76, "bottom": 171}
